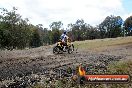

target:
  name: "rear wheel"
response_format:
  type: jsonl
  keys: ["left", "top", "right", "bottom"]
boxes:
{"left": 68, "top": 44, "right": 74, "bottom": 54}
{"left": 53, "top": 46, "right": 60, "bottom": 54}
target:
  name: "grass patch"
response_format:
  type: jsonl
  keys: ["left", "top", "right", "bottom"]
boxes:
{"left": 105, "top": 59, "right": 132, "bottom": 88}
{"left": 108, "top": 59, "right": 132, "bottom": 74}
{"left": 73, "top": 36, "right": 132, "bottom": 50}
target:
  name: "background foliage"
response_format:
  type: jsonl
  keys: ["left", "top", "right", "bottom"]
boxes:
{"left": 0, "top": 7, "right": 132, "bottom": 50}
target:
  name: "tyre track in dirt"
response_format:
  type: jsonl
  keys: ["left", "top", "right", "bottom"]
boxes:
{"left": 0, "top": 44, "right": 130, "bottom": 87}
{"left": 0, "top": 46, "right": 123, "bottom": 81}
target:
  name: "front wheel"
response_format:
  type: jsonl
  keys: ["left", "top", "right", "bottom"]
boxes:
{"left": 53, "top": 46, "right": 60, "bottom": 54}
{"left": 68, "top": 44, "right": 74, "bottom": 54}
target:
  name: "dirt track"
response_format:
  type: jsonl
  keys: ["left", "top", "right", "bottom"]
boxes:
{"left": 0, "top": 41, "right": 132, "bottom": 87}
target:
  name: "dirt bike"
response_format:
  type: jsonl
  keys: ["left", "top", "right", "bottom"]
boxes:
{"left": 53, "top": 38, "right": 74, "bottom": 54}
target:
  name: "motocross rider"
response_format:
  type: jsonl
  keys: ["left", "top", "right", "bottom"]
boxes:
{"left": 60, "top": 31, "right": 69, "bottom": 51}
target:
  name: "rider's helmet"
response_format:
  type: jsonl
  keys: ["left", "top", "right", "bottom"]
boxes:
{"left": 64, "top": 31, "right": 67, "bottom": 34}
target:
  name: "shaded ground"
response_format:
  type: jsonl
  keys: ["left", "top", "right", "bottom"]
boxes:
{"left": 0, "top": 37, "right": 132, "bottom": 87}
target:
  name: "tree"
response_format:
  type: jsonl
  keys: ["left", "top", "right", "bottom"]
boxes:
{"left": 49, "top": 21, "right": 63, "bottom": 43}
{"left": 0, "top": 7, "right": 22, "bottom": 49}
{"left": 68, "top": 19, "right": 86, "bottom": 41}
{"left": 30, "top": 28, "right": 42, "bottom": 48}
{"left": 0, "top": 7, "right": 33, "bottom": 49}
{"left": 49, "top": 21, "right": 63, "bottom": 30}
{"left": 98, "top": 15, "right": 123, "bottom": 38}
{"left": 68, "top": 19, "right": 98, "bottom": 41}
{"left": 124, "top": 16, "right": 132, "bottom": 36}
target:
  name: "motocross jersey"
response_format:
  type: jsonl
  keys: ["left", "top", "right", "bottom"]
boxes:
{"left": 60, "top": 34, "right": 68, "bottom": 42}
